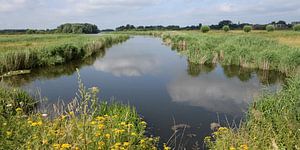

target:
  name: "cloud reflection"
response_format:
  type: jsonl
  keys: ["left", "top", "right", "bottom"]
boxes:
{"left": 167, "top": 74, "right": 262, "bottom": 114}
{"left": 93, "top": 53, "right": 161, "bottom": 77}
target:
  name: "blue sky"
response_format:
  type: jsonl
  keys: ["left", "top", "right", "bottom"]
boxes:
{"left": 0, "top": 0, "right": 300, "bottom": 29}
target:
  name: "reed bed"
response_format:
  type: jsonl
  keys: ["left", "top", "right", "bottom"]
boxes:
{"left": 115, "top": 30, "right": 300, "bottom": 74}
{"left": 0, "top": 34, "right": 129, "bottom": 74}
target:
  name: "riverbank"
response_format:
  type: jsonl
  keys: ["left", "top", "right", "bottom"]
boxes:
{"left": 205, "top": 75, "right": 300, "bottom": 149}
{"left": 0, "top": 34, "right": 129, "bottom": 74}
{"left": 114, "top": 31, "right": 300, "bottom": 74}
{"left": 0, "top": 77, "right": 159, "bottom": 149}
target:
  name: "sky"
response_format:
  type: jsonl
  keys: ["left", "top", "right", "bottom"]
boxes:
{"left": 0, "top": 0, "right": 300, "bottom": 29}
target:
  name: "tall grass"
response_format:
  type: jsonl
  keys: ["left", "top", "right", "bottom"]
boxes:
{"left": 0, "top": 34, "right": 129, "bottom": 74}
{"left": 160, "top": 32, "right": 300, "bottom": 74}
{"left": 0, "top": 72, "right": 158, "bottom": 149}
{"left": 205, "top": 75, "right": 300, "bottom": 149}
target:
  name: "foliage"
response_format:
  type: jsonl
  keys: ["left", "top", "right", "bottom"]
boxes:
{"left": 0, "top": 86, "right": 36, "bottom": 117}
{"left": 200, "top": 26, "right": 210, "bottom": 33}
{"left": 0, "top": 75, "right": 159, "bottom": 149}
{"left": 0, "top": 34, "right": 129, "bottom": 74}
{"left": 243, "top": 25, "right": 252, "bottom": 33}
{"left": 293, "top": 24, "right": 300, "bottom": 31}
{"left": 205, "top": 75, "right": 300, "bottom": 149}
{"left": 222, "top": 25, "right": 230, "bottom": 32}
{"left": 266, "top": 25, "right": 275, "bottom": 32}
{"left": 56, "top": 23, "right": 100, "bottom": 34}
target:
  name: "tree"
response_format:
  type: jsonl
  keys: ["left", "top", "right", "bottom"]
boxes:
{"left": 293, "top": 24, "right": 300, "bottom": 31}
{"left": 266, "top": 25, "right": 275, "bottom": 32}
{"left": 218, "top": 20, "right": 232, "bottom": 28}
{"left": 277, "top": 20, "right": 286, "bottom": 25}
{"left": 222, "top": 25, "right": 230, "bottom": 32}
{"left": 200, "top": 26, "right": 210, "bottom": 33}
{"left": 243, "top": 25, "right": 252, "bottom": 33}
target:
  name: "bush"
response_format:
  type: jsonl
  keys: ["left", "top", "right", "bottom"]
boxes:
{"left": 293, "top": 24, "right": 300, "bottom": 31}
{"left": 266, "top": 25, "right": 275, "bottom": 32}
{"left": 243, "top": 25, "right": 252, "bottom": 33}
{"left": 201, "top": 26, "right": 210, "bottom": 33}
{"left": 222, "top": 25, "right": 230, "bottom": 32}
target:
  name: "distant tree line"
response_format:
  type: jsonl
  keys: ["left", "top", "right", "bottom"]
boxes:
{"left": 114, "top": 20, "right": 299, "bottom": 31}
{"left": 56, "top": 23, "right": 99, "bottom": 34}
{"left": 0, "top": 23, "right": 100, "bottom": 34}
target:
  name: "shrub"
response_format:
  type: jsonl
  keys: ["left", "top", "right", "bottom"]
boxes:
{"left": 222, "top": 25, "right": 230, "bottom": 32}
{"left": 201, "top": 26, "right": 210, "bottom": 33}
{"left": 266, "top": 25, "right": 275, "bottom": 32}
{"left": 293, "top": 24, "right": 300, "bottom": 31}
{"left": 243, "top": 25, "right": 252, "bottom": 33}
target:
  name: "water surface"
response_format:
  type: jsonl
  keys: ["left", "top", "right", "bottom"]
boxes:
{"left": 5, "top": 36, "right": 285, "bottom": 148}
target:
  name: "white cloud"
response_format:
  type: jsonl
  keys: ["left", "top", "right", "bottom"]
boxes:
{"left": 167, "top": 75, "right": 262, "bottom": 114}
{"left": 93, "top": 48, "right": 161, "bottom": 77}
{"left": 0, "top": 0, "right": 27, "bottom": 12}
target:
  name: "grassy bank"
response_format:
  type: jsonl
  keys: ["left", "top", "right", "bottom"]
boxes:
{"left": 0, "top": 76, "right": 158, "bottom": 149}
{"left": 205, "top": 75, "right": 300, "bottom": 149}
{"left": 115, "top": 30, "right": 300, "bottom": 74}
{"left": 0, "top": 34, "right": 129, "bottom": 74}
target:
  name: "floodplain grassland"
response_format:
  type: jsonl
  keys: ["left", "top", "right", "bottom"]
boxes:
{"left": 0, "top": 34, "right": 129, "bottom": 74}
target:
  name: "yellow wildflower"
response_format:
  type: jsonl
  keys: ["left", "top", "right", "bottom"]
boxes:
{"left": 163, "top": 143, "right": 171, "bottom": 150}
{"left": 240, "top": 144, "right": 249, "bottom": 150}
{"left": 131, "top": 132, "right": 137, "bottom": 136}
{"left": 98, "top": 141, "right": 105, "bottom": 147}
{"left": 140, "top": 139, "right": 145, "bottom": 144}
{"left": 96, "top": 116, "right": 105, "bottom": 122}
{"left": 69, "top": 111, "right": 74, "bottom": 116}
{"left": 61, "top": 143, "right": 71, "bottom": 149}
{"left": 52, "top": 144, "right": 60, "bottom": 149}
{"left": 218, "top": 127, "right": 229, "bottom": 133}
{"left": 91, "top": 121, "right": 96, "bottom": 125}
{"left": 229, "top": 146, "right": 236, "bottom": 150}
{"left": 140, "top": 121, "right": 147, "bottom": 125}
{"left": 123, "top": 142, "right": 130, "bottom": 147}
{"left": 105, "top": 133, "right": 111, "bottom": 139}
{"left": 95, "top": 132, "right": 101, "bottom": 137}
{"left": 31, "top": 121, "right": 42, "bottom": 126}
{"left": 16, "top": 107, "right": 23, "bottom": 112}
{"left": 98, "top": 124, "right": 105, "bottom": 130}
{"left": 127, "top": 123, "right": 134, "bottom": 128}
{"left": 6, "top": 131, "right": 12, "bottom": 137}
{"left": 120, "top": 122, "right": 126, "bottom": 126}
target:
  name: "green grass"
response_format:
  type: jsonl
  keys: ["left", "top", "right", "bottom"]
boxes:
{"left": 0, "top": 74, "right": 159, "bottom": 150}
{"left": 0, "top": 34, "right": 129, "bottom": 74}
{"left": 204, "top": 75, "right": 300, "bottom": 150}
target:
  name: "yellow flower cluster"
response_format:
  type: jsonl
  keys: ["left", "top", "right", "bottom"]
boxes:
{"left": 240, "top": 144, "right": 248, "bottom": 150}
{"left": 52, "top": 143, "right": 71, "bottom": 149}
{"left": 28, "top": 120, "right": 43, "bottom": 127}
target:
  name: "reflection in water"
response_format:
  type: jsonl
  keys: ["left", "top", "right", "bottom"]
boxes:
{"left": 168, "top": 69, "right": 261, "bottom": 115}
{"left": 93, "top": 53, "right": 161, "bottom": 77}
{"left": 3, "top": 49, "right": 106, "bottom": 87}
{"left": 222, "top": 65, "right": 286, "bottom": 85}
{"left": 187, "top": 60, "right": 216, "bottom": 77}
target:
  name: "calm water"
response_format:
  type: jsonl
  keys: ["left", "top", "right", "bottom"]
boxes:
{"left": 5, "top": 36, "right": 285, "bottom": 148}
